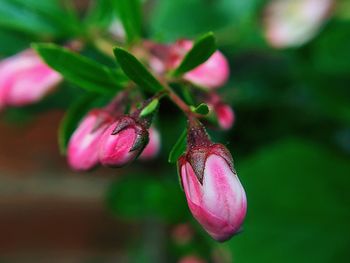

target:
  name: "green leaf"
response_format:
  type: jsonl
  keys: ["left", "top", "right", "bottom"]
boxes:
{"left": 33, "top": 43, "right": 128, "bottom": 94}
{"left": 313, "top": 21, "right": 350, "bottom": 75}
{"left": 192, "top": 103, "right": 210, "bottom": 115}
{"left": 58, "top": 93, "right": 100, "bottom": 154}
{"left": 115, "top": 0, "right": 142, "bottom": 44}
{"left": 168, "top": 129, "right": 187, "bottom": 163}
{"left": 172, "top": 32, "right": 216, "bottom": 76}
{"left": 0, "top": 29, "right": 32, "bottom": 56}
{"left": 0, "top": 0, "right": 80, "bottom": 37}
{"left": 140, "top": 99, "right": 159, "bottom": 117}
{"left": 84, "top": 0, "right": 116, "bottom": 28}
{"left": 113, "top": 47, "right": 164, "bottom": 93}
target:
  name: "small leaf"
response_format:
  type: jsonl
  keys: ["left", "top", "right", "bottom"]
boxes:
{"left": 113, "top": 47, "right": 164, "bottom": 93}
{"left": 115, "top": 0, "right": 142, "bottom": 44}
{"left": 140, "top": 99, "right": 159, "bottom": 117}
{"left": 192, "top": 103, "right": 209, "bottom": 115}
{"left": 33, "top": 43, "right": 128, "bottom": 94}
{"left": 58, "top": 93, "right": 109, "bottom": 154}
{"left": 173, "top": 32, "right": 216, "bottom": 77}
{"left": 168, "top": 129, "right": 187, "bottom": 163}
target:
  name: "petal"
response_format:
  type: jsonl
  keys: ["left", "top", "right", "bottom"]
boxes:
{"left": 139, "top": 127, "right": 160, "bottom": 160}
{"left": 184, "top": 51, "right": 230, "bottom": 89}
{"left": 68, "top": 114, "right": 109, "bottom": 171}
{"left": 0, "top": 50, "right": 61, "bottom": 106}
{"left": 181, "top": 162, "right": 203, "bottom": 206}
{"left": 99, "top": 125, "right": 137, "bottom": 167}
{"left": 202, "top": 155, "right": 247, "bottom": 225}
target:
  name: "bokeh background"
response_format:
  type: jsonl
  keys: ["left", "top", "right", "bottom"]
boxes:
{"left": 0, "top": 0, "right": 349, "bottom": 262}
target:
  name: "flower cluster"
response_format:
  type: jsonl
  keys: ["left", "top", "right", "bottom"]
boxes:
{"left": 68, "top": 95, "right": 160, "bottom": 171}
{"left": 0, "top": 34, "right": 244, "bottom": 242}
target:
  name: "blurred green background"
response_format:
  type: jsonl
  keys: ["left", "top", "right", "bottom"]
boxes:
{"left": 0, "top": 0, "right": 349, "bottom": 262}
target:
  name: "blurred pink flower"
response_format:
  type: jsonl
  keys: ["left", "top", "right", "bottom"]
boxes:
{"left": 264, "top": 0, "right": 333, "bottom": 48}
{"left": 171, "top": 40, "right": 230, "bottom": 89}
{"left": 139, "top": 126, "right": 161, "bottom": 160}
{"left": 0, "top": 49, "right": 62, "bottom": 108}
{"left": 214, "top": 103, "right": 235, "bottom": 130}
{"left": 178, "top": 255, "right": 206, "bottom": 263}
{"left": 67, "top": 110, "right": 113, "bottom": 171}
{"left": 171, "top": 223, "right": 194, "bottom": 245}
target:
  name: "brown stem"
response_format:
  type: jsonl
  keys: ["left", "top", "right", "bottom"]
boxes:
{"left": 187, "top": 116, "right": 211, "bottom": 148}
{"left": 161, "top": 82, "right": 201, "bottom": 119}
{"left": 167, "top": 89, "right": 192, "bottom": 115}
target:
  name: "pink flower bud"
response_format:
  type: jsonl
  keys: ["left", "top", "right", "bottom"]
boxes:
{"left": 171, "top": 40, "right": 230, "bottom": 89}
{"left": 263, "top": 0, "right": 333, "bottom": 48}
{"left": 139, "top": 127, "right": 160, "bottom": 160}
{"left": 215, "top": 103, "right": 235, "bottom": 130}
{"left": 67, "top": 110, "right": 113, "bottom": 171}
{"left": 0, "top": 49, "right": 62, "bottom": 107}
{"left": 171, "top": 223, "right": 194, "bottom": 245}
{"left": 178, "top": 144, "right": 247, "bottom": 241}
{"left": 99, "top": 116, "right": 149, "bottom": 167}
{"left": 178, "top": 256, "right": 206, "bottom": 263}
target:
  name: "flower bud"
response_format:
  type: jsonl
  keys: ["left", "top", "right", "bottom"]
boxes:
{"left": 178, "top": 143, "right": 246, "bottom": 241}
{"left": 0, "top": 49, "right": 62, "bottom": 107}
{"left": 171, "top": 223, "right": 194, "bottom": 245}
{"left": 99, "top": 116, "right": 149, "bottom": 167}
{"left": 178, "top": 255, "right": 206, "bottom": 263}
{"left": 171, "top": 40, "right": 230, "bottom": 89}
{"left": 139, "top": 127, "right": 161, "bottom": 160}
{"left": 67, "top": 110, "right": 113, "bottom": 171}
{"left": 263, "top": 0, "right": 333, "bottom": 48}
{"left": 214, "top": 103, "right": 235, "bottom": 130}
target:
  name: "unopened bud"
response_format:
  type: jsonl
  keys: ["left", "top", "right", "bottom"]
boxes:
{"left": 99, "top": 116, "right": 149, "bottom": 167}
{"left": 0, "top": 49, "right": 62, "bottom": 108}
{"left": 178, "top": 124, "right": 246, "bottom": 241}
{"left": 215, "top": 103, "right": 235, "bottom": 130}
{"left": 171, "top": 40, "right": 230, "bottom": 89}
{"left": 178, "top": 255, "right": 206, "bottom": 263}
{"left": 67, "top": 110, "right": 113, "bottom": 171}
{"left": 139, "top": 127, "right": 161, "bottom": 160}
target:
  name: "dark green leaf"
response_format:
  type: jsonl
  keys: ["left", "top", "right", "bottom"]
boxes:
{"left": 84, "top": 0, "right": 116, "bottom": 28}
{"left": 173, "top": 32, "right": 216, "bottom": 76}
{"left": 0, "top": 29, "right": 32, "bottom": 56}
{"left": 113, "top": 47, "right": 164, "bottom": 93}
{"left": 33, "top": 43, "right": 128, "bottom": 94}
{"left": 58, "top": 93, "right": 111, "bottom": 154}
{"left": 0, "top": 0, "right": 80, "bottom": 37}
{"left": 313, "top": 21, "right": 350, "bottom": 75}
{"left": 168, "top": 129, "right": 187, "bottom": 163}
{"left": 140, "top": 99, "right": 159, "bottom": 117}
{"left": 114, "top": 0, "right": 142, "bottom": 43}
{"left": 192, "top": 103, "right": 209, "bottom": 115}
